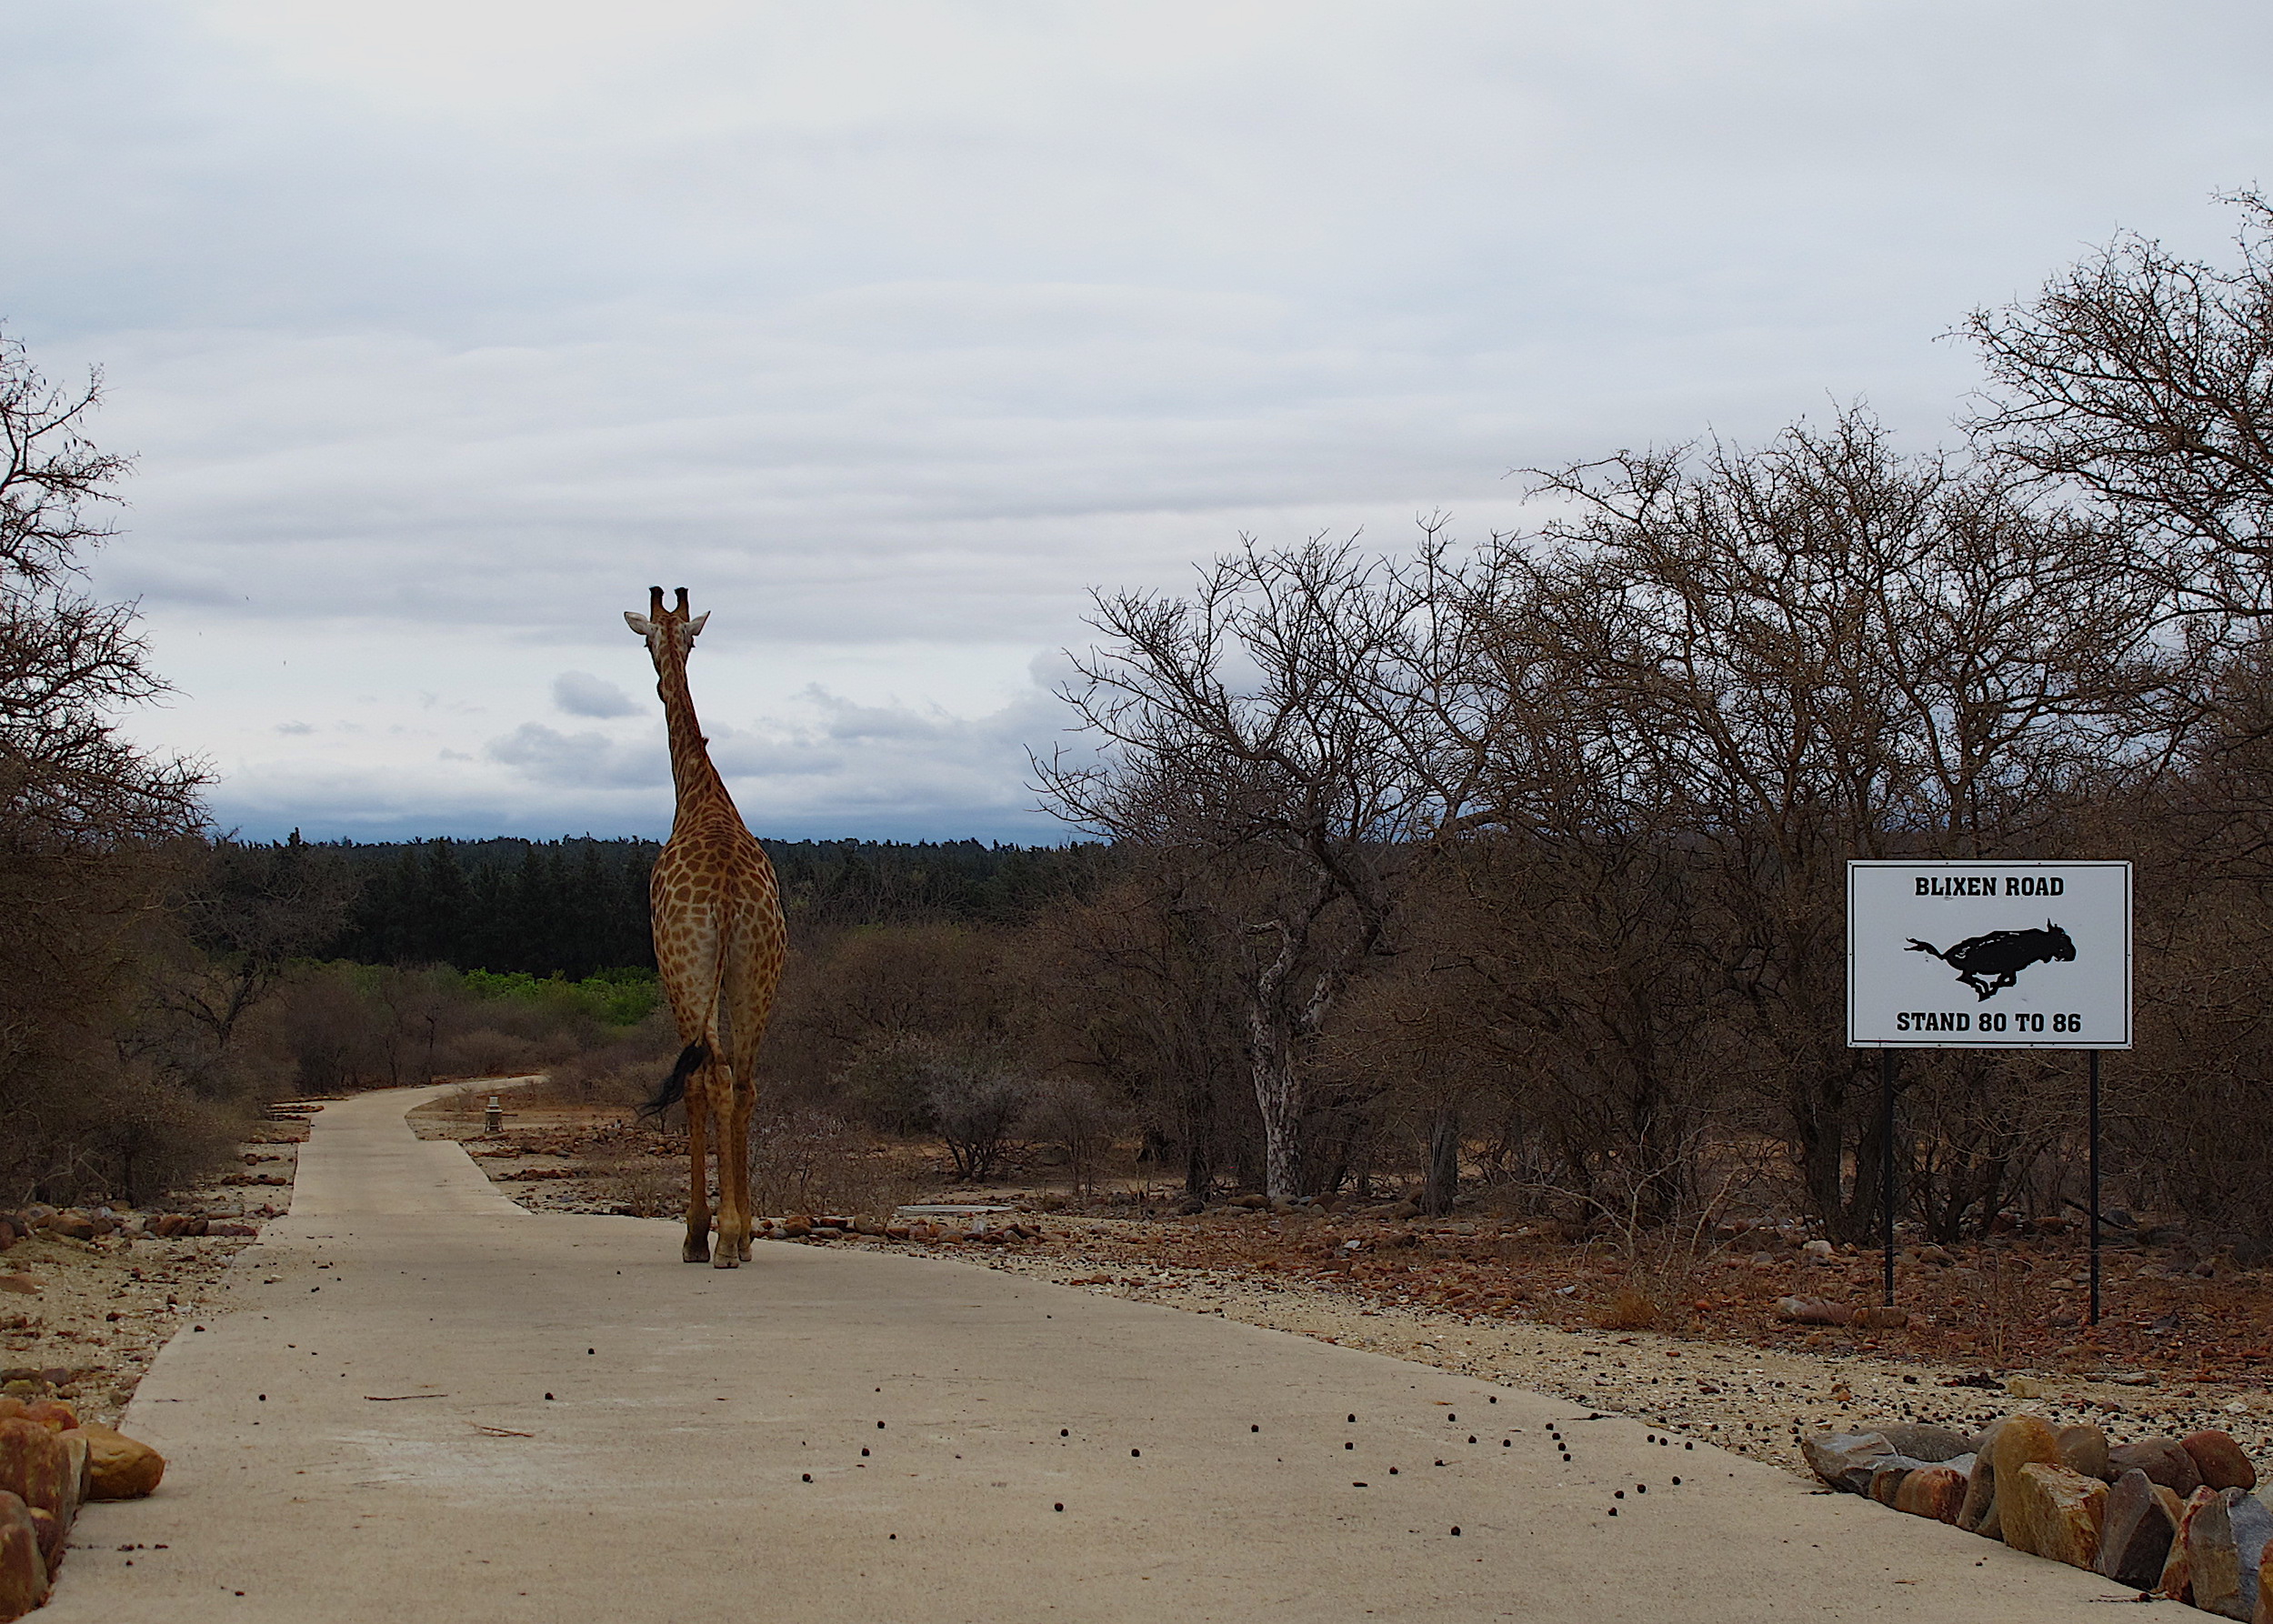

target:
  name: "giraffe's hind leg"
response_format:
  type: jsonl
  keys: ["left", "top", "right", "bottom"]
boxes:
{"left": 682, "top": 1083, "right": 713, "bottom": 1264}
{"left": 716, "top": 1066, "right": 756, "bottom": 1265}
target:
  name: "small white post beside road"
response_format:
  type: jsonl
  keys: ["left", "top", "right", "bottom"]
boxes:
{"left": 1847, "top": 860, "right": 2133, "bottom": 1322}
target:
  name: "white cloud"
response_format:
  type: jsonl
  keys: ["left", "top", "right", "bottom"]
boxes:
{"left": 552, "top": 670, "right": 639, "bottom": 718}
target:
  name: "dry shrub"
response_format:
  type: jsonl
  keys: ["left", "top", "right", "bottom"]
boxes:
{"left": 1593, "top": 1284, "right": 1663, "bottom": 1332}
{"left": 516, "top": 1061, "right": 656, "bottom": 1109}
{"left": 589, "top": 1157, "right": 686, "bottom": 1218}
{"left": 748, "top": 1107, "right": 912, "bottom": 1218}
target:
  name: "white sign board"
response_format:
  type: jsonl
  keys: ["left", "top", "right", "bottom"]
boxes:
{"left": 1847, "top": 861, "right": 2131, "bottom": 1049}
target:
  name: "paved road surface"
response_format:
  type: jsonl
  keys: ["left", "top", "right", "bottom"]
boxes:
{"left": 44, "top": 1086, "right": 2126, "bottom": 1622}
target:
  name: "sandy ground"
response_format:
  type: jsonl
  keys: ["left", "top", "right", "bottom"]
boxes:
{"left": 0, "top": 1128, "right": 303, "bottom": 1426}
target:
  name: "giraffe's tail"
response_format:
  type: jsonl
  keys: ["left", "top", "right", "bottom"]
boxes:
{"left": 637, "top": 1041, "right": 708, "bottom": 1120}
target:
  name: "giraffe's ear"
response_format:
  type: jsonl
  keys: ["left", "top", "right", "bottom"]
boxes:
{"left": 625, "top": 612, "right": 656, "bottom": 636}
{"left": 687, "top": 612, "right": 710, "bottom": 637}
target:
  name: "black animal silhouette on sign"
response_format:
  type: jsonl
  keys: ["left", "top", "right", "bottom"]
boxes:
{"left": 1905, "top": 921, "right": 2076, "bottom": 1001}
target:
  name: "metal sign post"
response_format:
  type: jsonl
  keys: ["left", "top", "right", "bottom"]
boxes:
{"left": 1847, "top": 860, "right": 2132, "bottom": 1322}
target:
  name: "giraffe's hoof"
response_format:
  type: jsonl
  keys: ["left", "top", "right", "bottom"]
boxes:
{"left": 711, "top": 1252, "right": 740, "bottom": 1268}
{"left": 683, "top": 1246, "right": 710, "bottom": 1264}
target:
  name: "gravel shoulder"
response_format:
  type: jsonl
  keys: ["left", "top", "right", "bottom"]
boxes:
{"left": 0, "top": 1129, "right": 302, "bottom": 1425}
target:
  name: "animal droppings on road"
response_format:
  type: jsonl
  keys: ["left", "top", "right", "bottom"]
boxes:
{"left": 1352, "top": 1480, "right": 1368, "bottom": 1488}
{"left": 801, "top": 1473, "right": 811, "bottom": 1482}
{"left": 876, "top": 1420, "right": 886, "bottom": 1429}
{"left": 1450, "top": 1527, "right": 1461, "bottom": 1536}
{"left": 1345, "top": 1441, "right": 1354, "bottom": 1450}
{"left": 860, "top": 1448, "right": 869, "bottom": 1456}
{"left": 1130, "top": 1449, "right": 1140, "bottom": 1457}
{"left": 1615, "top": 1489, "right": 1625, "bottom": 1499}
{"left": 1251, "top": 1424, "right": 1259, "bottom": 1432}
{"left": 1060, "top": 1429, "right": 1068, "bottom": 1436}
{"left": 1671, "top": 1477, "right": 1681, "bottom": 1485}
{"left": 545, "top": 1392, "right": 555, "bottom": 1400}
{"left": 1054, "top": 1503, "right": 1063, "bottom": 1512}
{"left": 1388, "top": 1467, "right": 1399, "bottom": 1474}
{"left": 1467, "top": 1435, "right": 1477, "bottom": 1443}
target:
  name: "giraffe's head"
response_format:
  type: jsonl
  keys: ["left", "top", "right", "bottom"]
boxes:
{"left": 625, "top": 586, "right": 708, "bottom": 667}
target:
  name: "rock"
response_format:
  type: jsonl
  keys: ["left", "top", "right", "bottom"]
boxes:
{"left": 1868, "top": 1461, "right": 1913, "bottom": 1504}
{"left": 1802, "top": 1238, "right": 1834, "bottom": 1258}
{"left": 2114, "top": 1436, "right": 2206, "bottom": 1498}
{"left": 18, "top": 1403, "right": 73, "bottom": 1436}
{"left": 2058, "top": 1422, "right": 2113, "bottom": 1481}
{"left": 1776, "top": 1297, "right": 1852, "bottom": 1326}
{"left": 2188, "top": 1489, "right": 2250, "bottom": 1620}
{"left": 852, "top": 1218, "right": 885, "bottom": 1237}
{"left": 2098, "top": 1469, "right": 2181, "bottom": 1589}
{"left": 2002, "top": 1461, "right": 2108, "bottom": 1568}
{"left": 2188, "top": 1430, "right": 2260, "bottom": 1492}
{"left": 0, "top": 1280, "right": 33, "bottom": 1299}
{"left": 1879, "top": 1423, "right": 1973, "bottom": 1463}
{"left": 0, "top": 1421, "right": 67, "bottom": 1523}
{"left": 1232, "top": 1194, "right": 1268, "bottom": 1209}
{"left": 1801, "top": 1429, "right": 1895, "bottom": 1494}
{"left": 76, "top": 1426, "right": 163, "bottom": 1500}
{"left": 37, "top": 1212, "right": 94, "bottom": 1242}
{"left": 883, "top": 1224, "right": 911, "bottom": 1240}
{"left": 0, "top": 1491, "right": 45, "bottom": 1620}
{"left": 2165, "top": 1486, "right": 2222, "bottom": 1603}
{"left": 1959, "top": 1417, "right": 2010, "bottom": 1533}
{"left": 206, "top": 1222, "right": 257, "bottom": 1238}
{"left": 2230, "top": 1489, "right": 2273, "bottom": 1608}
{"left": 1894, "top": 1464, "right": 1968, "bottom": 1522}
{"left": 1852, "top": 1306, "right": 1910, "bottom": 1329}
{"left": 779, "top": 1216, "right": 812, "bottom": 1238}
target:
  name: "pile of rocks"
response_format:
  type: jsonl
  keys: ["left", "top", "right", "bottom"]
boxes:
{"left": 0, "top": 1396, "right": 165, "bottom": 1620}
{"left": 0, "top": 1208, "right": 255, "bottom": 1249}
{"left": 1807, "top": 1414, "right": 2273, "bottom": 1613}
{"left": 754, "top": 1214, "right": 1052, "bottom": 1246}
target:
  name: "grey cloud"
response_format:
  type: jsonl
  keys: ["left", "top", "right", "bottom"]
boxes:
{"left": 484, "top": 723, "right": 668, "bottom": 789}
{"left": 552, "top": 670, "right": 639, "bottom": 717}
{"left": 17, "top": 2, "right": 2273, "bottom": 839}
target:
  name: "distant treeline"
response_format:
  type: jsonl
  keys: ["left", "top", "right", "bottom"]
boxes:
{"left": 311, "top": 836, "right": 1110, "bottom": 977}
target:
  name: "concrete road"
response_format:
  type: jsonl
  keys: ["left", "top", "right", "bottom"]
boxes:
{"left": 45, "top": 1086, "right": 2131, "bottom": 1622}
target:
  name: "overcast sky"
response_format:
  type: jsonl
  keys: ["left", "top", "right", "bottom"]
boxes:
{"left": 6, "top": 1, "right": 2269, "bottom": 843}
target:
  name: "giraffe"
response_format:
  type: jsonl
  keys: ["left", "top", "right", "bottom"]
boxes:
{"left": 625, "top": 586, "right": 788, "bottom": 1266}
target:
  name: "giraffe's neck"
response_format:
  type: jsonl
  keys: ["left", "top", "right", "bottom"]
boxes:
{"left": 656, "top": 655, "right": 733, "bottom": 817}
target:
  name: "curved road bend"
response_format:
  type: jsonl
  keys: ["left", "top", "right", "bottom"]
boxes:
{"left": 44, "top": 1085, "right": 2127, "bottom": 1623}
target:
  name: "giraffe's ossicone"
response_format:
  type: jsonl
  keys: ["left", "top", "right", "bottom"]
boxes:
{"left": 625, "top": 586, "right": 788, "bottom": 1266}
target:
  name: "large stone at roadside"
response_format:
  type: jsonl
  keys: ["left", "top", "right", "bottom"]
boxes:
{"left": 1959, "top": 1418, "right": 2010, "bottom": 1533}
{"left": 1879, "top": 1422, "right": 1972, "bottom": 1463}
{"left": 2188, "top": 1489, "right": 2259, "bottom": 1620}
{"left": 2114, "top": 1435, "right": 2206, "bottom": 1498}
{"left": 0, "top": 1420, "right": 66, "bottom": 1522}
{"left": 2187, "top": 1430, "right": 2260, "bottom": 1493}
{"left": 2058, "top": 1423, "right": 2113, "bottom": 1481}
{"left": 2098, "top": 1469, "right": 2181, "bottom": 1589}
{"left": 78, "top": 1426, "right": 164, "bottom": 1499}
{"left": 1894, "top": 1464, "right": 1968, "bottom": 1523}
{"left": 2003, "top": 1460, "right": 2108, "bottom": 1569}
{"left": 1801, "top": 1430, "right": 1894, "bottom": 1494}
{"left": 2165, "top": 1486, "right": 2221, "bottom": 1603}
{"left": 0, "top": 1491, "right": 45, "bottom": 1622}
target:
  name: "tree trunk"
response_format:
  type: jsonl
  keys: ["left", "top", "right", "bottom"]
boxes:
{"left": 1421, "top": 1105, "right": 1461, "bottom": 1216}
{"left": 1250, "top": 1017, "right": 1303, "bottom": 1198}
